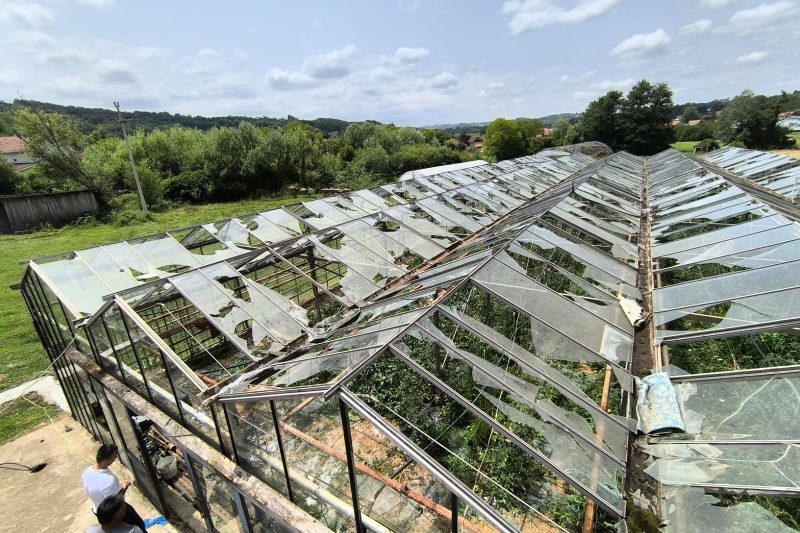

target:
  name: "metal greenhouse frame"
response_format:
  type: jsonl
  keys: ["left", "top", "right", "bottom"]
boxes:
{"left": 19, "top": 142, "right": 800, "bottom": 532}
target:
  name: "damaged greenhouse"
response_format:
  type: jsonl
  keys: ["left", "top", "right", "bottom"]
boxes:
{"left": 19, "top": 142, "right": 800, "bottom": 532}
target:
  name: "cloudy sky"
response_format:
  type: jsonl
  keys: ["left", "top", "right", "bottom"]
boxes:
{"left": 1, "top": 0, "right": 798, "bottom": 125}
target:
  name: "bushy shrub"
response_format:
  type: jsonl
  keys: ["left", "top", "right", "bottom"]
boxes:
{"left": 107, "top": 192, "right": 140, "bottom": 212}
{"left": 109, "top": 209, "right": 152, "bottom": 227}
{"left": 163, "top": 170, "right": 212, "bottom": 202}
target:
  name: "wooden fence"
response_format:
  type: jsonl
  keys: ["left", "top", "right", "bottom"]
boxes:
{"left": 0, "top": 190, "right": 99, "bottom": 233}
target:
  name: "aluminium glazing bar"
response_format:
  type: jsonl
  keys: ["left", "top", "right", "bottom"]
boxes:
{"left": 388, "top": 344, "right": 625, "bottom": 519}
{"left": 114, "top": 296, "right": 206, "bottom": 390}
{"left": 339, "top": 388, "right": 524, "bottom": 533}
{"left": 338, "top": 398, "right": 365, "bottom": 533}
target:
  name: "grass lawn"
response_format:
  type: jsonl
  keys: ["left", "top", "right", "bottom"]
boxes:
{"left": 0, "top": 393, "right": 61, "bottom": 445}
{"left": 671, "top": 141, "right": 700, "bottom": 153}
{"left": 0, "top": 195, "right": 316, "bottom": 394}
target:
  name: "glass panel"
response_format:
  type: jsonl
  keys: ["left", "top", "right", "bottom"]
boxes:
{"left": 241, "top": 494, "right": 294, "bottom": 533}
{"left": 276, "top": 397, "right": 357, "bottom": 531}
{"left": 651, "top": 215, "right": 786, "bottom": 259}
{"left": 644, "top": 442, "right": 799, "bottom": 489}
{"left": 473, "top": 258, "right": 633, "bottom": 365}
{"left": 171, "top": 268, "right": 281, "bottom": 355}
{"left": 227, "top": 402, "right": 291, "bottom": 496}
{"left": 672, "top": 371, "right": 800, "bottom": 440}
{"left": 346, "top": 403, "right": 452, "bottom": 532}
{"left": 519, "top": 224, "right": 638, "bottom": 293}
{"left": 661, "top": 486, "right": 797, "bottom": 533}
{"left": 129, "top": 234, "right": 203, "bottom": 273}
{"left": 204, "top": 219, "right": 263, "bottom": 250}
{"left": 348, "top": 350, "right": 587, "bottom": 530}
{"left": 35, "top": 256, "right": 110, "bottom": 316}
{"left": 237, "top": 213, "right": 295, "bottom": 244}
{"left": 186, "top": 452, "right": 245, "bottom": 533}
{"left": 654, "top": 261, "right": 800, "bottom": 328}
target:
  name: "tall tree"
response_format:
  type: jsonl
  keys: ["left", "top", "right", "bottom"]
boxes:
{"left": 14, "top": 108, "right": 100, "bottom": 193}
{"left": 621, "top": 80, "right": 675, "bottom": 155}
{"left": 484, "top": 118, "right": 527, "bottom": 161}
{"left": 681, "top": 105, "right": 701, "bottom": 123}
{"left": 717, "top": 90, "right": 793, "bottom": 149}
{"left": 0, "top": 159, "right": 17, "bottom": 194}
{"left": 578, "top": 91, "right": 625, "bottom": 151}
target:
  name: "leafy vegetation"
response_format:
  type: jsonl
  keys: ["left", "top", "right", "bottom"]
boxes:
{"left": 716, "top": 90, "right": 795, "bottom": 149}
{"left": 7, "top": 104, "right": 476, "bottom": 212}
{"left": 0, "top": 99, "right": 347, "bottom": 135}
{"left": 483, "top": 117, "right": 551, "bottom": 161}
{"left": 579, "top": 80, "right": 675, "bottom": 155}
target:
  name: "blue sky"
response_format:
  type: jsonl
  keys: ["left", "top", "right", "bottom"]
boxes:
{"left": 1, "top": 0, "right": 798, "bottom": 125}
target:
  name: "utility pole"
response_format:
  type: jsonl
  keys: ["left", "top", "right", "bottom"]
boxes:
{"left": 113, "top": 101, "right": 148, "bottom": 214}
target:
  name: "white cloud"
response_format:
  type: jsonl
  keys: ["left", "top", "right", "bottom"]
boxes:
{"left": 302, "top": 44, "right": 357, "bottom": 79}
{"left": 398, "top": 0, "right": 424, "bottom": 11}
{"left": 393, "top": 47, "right": 430, "bottom": 63}
{"left": 593, "top": 78, "right": 635, "bottom": 91}
{"left": 131, "top": 47, "right": 161, "bottom": 60}
{"left": 611, "top": 29, "right": 670, "bottom": 59}
{"left": 420, "top": 71, "right": 459, "bottom": 90}
{"left": 680, "top": 19, "right": 713, "bottom": 34}
{"left": 501, "top": 0, "right": 621, "bottom": 34}
{"left": 559, "top": 70, "right": 596, "bottom": 84}
{"left": 40, "top": 48, "right": 91, "bottom": 65}
{"left": 369, "top": 66, "right": 396, "bottom": 81}
{"left": 72, "top": 0, "right": 115, "bottom": 7}
{"left": 266, "top": 68, "right": 318, "bottom": 90}
{"left": 736, "top": 51, "right": 768, "bottom": 63}
{"left": 700, "top": 0, "right": 732, "bottom": 7}
{"left": 0, "top": 4, "right": 54, "bottom": 29}
{"left": 8, "top": 31, "right": 56, "bottom": 49}
{"left": 730, "top": 0, "right": 796, "bottom": 26}
{"left": 53, "top": 76, "right": 92, "bottom": 96}
{"left": 95, "top": 59, "right": 136, "bottom": 84}
{"left": 571, "top": 78, "right": 634, "bottom": 102}
{"left": 174, "top": 48, "right": 225, "bottom": 78}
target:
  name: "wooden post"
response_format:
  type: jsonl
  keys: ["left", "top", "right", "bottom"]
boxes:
{"left": 582, "top": 363, "right": 613, "bottom": 533}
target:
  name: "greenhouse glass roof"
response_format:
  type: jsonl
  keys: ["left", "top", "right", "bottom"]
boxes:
{"left": 23, "top": 141, "right": 800, "bottom": 531}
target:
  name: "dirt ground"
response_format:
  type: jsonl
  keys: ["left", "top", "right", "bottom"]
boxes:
{"left": 769, "top": 149, "right": 800, "bottom": 159}
{"left": 0, "top": 412, "right": 177, "bottom": 533}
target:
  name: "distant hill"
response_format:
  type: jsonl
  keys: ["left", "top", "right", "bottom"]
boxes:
{"left": 422, "top": 121, "right": 490, "bottom": 133}
{"left": 0, "top": 99, "right": 354, "bottom": 136}
{"left": 424, "top": 112, "right": 582, "bottom": 132}
{"left": 538, "top": 113, "right": 581, "bottom": 126}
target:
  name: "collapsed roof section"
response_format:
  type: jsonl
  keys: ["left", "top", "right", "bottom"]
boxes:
{"left": 704, "top": 146, "right": 800, "bottom": 203}
{"left": 638, "top": 149, "right": 800, "bottom": 531}
{"left": 21, "top": 141, "right": 800, "bottom": 531}
{"left": 214, "top": 149, "right": 645, "bottom": 524}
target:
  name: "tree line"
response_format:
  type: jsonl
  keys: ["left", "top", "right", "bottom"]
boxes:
{"left": 1, "top": 81, "right": 795, "bottom": 211}
{"left": 578, "top": 83, "right": 796, "bottom": 153}
{"left": 0, "top": 99, "right": 350, "bottom": 135}
{"left": 2, "top": 108, "right": 478, "bottom": 209}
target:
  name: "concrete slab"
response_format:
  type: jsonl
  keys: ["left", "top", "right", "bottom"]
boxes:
{"left": 0, "top": 412, "right": 178, "bottom": 532}
{"left": 0, "top": 376, "right": 70, "bottom": 413}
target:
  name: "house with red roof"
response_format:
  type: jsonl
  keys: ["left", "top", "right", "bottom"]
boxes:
{"left": 0, "top": 136, "right": 37, "bottom": 172}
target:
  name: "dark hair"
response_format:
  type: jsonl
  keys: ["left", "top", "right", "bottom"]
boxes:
{"left": 96, "top": 443, "right": 119, "bottom": 463}
{"left": 95, "top": 494, "right": 124, "bottom": 525}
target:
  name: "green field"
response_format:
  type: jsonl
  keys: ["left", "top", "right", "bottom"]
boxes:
{"left": 670, "top": 141, "right": 700, "bottom": 153}
{"left": 0, "top": 196, "right": 316, "bottom": 394}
